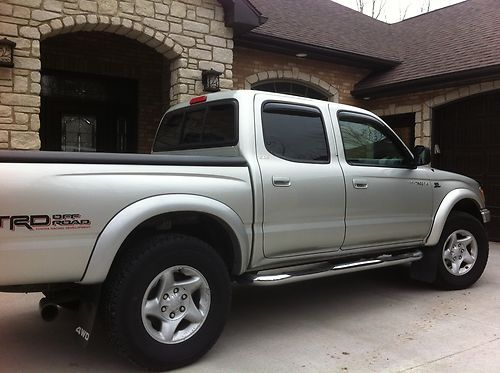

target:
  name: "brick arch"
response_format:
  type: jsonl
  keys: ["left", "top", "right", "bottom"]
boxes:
{"left": 244, "top": 70, "right": 340, "bottom": 102}
{"left": 38, "top": 15, "right": 184, "bottom": 60}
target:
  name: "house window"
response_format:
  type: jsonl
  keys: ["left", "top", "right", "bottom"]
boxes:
{"left": 253, "top": 81, "right": 329, "bottom": 101}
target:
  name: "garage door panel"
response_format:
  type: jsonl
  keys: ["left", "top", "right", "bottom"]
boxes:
{"left": 434, "top": 90, "right": 500, "bottom": 240}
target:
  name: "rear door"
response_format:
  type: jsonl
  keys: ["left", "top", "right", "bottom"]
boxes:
{"left": 255, "top": 94, "right": 345, "bottom": 258}
{"left": 332, "top": 110, "right": 433, "bottom": 249}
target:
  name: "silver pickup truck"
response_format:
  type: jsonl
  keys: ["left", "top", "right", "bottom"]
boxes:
{"left": 0, "top": 90, "right": 490, "bottom": 370}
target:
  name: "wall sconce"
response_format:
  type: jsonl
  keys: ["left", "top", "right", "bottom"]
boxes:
{"left": 202, "top": 69, "right": 222, "bottom": 92}
{"left": 0, "top": 38, "right": 16, "bottom": 68}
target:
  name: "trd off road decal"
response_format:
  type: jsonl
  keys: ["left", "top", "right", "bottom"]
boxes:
{"left": 0, "top": 214, "right": 92, "bottom": 231}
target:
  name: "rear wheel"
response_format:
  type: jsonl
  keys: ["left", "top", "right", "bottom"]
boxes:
{"left": 433, "top": 212, "right": 489, "bottom": 290}
{"left": 102, "top": 233, "right": 231, "bottom": 371}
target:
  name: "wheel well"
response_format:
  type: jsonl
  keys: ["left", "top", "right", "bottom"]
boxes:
{"left": 112, "top": 212, "right": 240, "bottom": 276}
{"left": 451, "top": 199, "right": 482, "bottom": 223}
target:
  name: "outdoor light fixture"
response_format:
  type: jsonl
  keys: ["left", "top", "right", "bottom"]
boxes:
{"left": 0, "top": 38, "right": 16, "bottom": 68}
{"left": 202, "top": 69, "right": 222, "bottom": 92}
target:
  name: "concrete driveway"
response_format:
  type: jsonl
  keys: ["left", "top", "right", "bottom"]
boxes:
{"left": 1, "top": 244, "right": 499, "bottom": 372}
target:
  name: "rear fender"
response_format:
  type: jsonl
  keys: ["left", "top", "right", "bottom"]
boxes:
{"left": 79, "top": 194, "right": 250, "bottom": 284}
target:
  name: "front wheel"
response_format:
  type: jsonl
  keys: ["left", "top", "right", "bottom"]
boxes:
{"left": 433, "top": 212, "right": 489, "bottom": 290}
{"left": 102, "top": 233, "right": 231, "bottom": 371}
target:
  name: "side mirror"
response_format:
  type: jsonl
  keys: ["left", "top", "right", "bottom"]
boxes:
{"left": 413, "top": 145, "right": 431, "bottom": 166}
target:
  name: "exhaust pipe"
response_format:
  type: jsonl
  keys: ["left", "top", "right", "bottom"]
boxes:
{"left": 39, "top": 297, "right": 59, "bottom": 322}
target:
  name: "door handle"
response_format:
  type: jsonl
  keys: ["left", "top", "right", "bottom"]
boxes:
{"left": 272, "top": 176, "right": 291, "bottom": 187}
{"left": 353, "top": 179, "right": 368, "bottom": 189}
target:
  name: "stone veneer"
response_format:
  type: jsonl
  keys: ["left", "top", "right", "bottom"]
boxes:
{"left": 0, "top": 0, "right": 234, "bottom": 150}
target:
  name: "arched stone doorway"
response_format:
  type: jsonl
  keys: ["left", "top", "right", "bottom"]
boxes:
{"left": 40, "top": 31, "right": 170, "bottom": 153}
{"left": 0, "top": 3, "right": 235, "bottom": 151}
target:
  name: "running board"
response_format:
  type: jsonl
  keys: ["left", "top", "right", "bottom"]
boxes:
{"left": 238, "top": 250, "right": 423, "bottom": 286}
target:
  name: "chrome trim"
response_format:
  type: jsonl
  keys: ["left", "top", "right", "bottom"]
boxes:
{"left": 481, "top": 209, "right": 491, "bottom": 223}
{"left": 238, "top": 250, "right": 423, "bottom": 286}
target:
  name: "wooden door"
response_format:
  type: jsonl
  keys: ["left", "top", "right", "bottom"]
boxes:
{"left": 434, "top": 91, "right": 500, "bottom": 240}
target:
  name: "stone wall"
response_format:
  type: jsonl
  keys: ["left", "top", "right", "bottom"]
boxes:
{"left": 233, "top": 46, "right": 368, "bottom": 106}
{"left": 0, "top": 0, "right": 234, "bottom": 150}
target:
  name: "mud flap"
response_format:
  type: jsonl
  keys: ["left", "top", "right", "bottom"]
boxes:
{"left": 410, "top": 246, "right": 439, "bottom": 283}
{"left": 75, "top": 284, "right": 102, "bottom": 347}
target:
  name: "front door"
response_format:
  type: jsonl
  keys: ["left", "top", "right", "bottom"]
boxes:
{"left": 40, "top": 72, "right": 137, "bottom": 153}
{"left": 255, "top": 94, "right": 345, "bottom": 258}
{"left": 333, "top": 110, "right": 433, "bottom": 249}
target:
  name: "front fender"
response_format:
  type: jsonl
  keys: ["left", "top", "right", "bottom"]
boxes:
{"left": 79, "top": 194, "right": 250, "bottom": 284}
{"left": 425, "top": 188, "right": 483, "bottom": 246}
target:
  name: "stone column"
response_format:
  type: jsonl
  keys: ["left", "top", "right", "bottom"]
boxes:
{"left": 0, "top": 0, "right": 42, "bottom": 150}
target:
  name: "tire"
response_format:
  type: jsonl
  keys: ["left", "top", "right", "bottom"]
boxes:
{"left": 102, "top": 233, "right": 231, "bottom": 371}
{"left": 433, "top": 211, "right": 489, "bottom": 290}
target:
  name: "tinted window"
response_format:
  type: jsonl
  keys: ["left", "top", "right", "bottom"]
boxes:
{"left": 153, "top": 101, "right": 237, "bottom": 152}
{"left": 262, "top": 103, "right": 329, "bottom": 163}
{"left": 338, "top": 113, "right": 412, "bottom": 167}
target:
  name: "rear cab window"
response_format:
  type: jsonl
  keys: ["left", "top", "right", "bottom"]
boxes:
{"left": 153, "top": 100, "right": 238, "bottom": 152}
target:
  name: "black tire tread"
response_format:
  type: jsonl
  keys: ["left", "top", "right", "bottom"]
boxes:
{"left": 101, "top": 233, "right": 230, "bottom": 371}
{"left": 433, "top": 211, "right": 489, "bottom": 290}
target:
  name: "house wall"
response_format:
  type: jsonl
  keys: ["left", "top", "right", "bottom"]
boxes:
{"left": 233, "top": 46, "right": 368, "bottom": 105}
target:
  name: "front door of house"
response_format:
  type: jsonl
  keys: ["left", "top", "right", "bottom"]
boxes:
{"left": 40, "top": 72, "right": 137, "bottom": 153}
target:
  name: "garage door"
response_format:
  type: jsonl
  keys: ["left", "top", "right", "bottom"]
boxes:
{"left": 433, "top": 90, "right": 500, "bottom": 240}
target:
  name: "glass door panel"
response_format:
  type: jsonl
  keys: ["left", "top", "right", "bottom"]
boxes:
{"left": 61, "top": 114, "right": 97, "bottom": 152}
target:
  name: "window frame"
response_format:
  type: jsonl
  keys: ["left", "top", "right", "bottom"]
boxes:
{"left": 337, "top": 110, "right": 415, "bottom": 169}
{"left": 261, "top": 100, "right": 331, "bottom": 164}
{"left": 153, "top": 99, "right": 239, "bottom": 152}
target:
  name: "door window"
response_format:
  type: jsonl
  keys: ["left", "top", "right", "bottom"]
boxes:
{"left": 262, "top": 102, "right": 329, "bottom": 163}
{"left": 61, "top": 114, "right": 97, "bottom": 152}
{"left": 338, "top": 113, "right": 413, "bottom": 167}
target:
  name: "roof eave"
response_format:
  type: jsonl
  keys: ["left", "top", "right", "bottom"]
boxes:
{"left": 352, "top": 65, "right": 500, "bottom": 99}
{"left": 237, "top": 32, "right": 401, "bottom": 69}
{"left": 218, "top": 0, "right": 267, "bottom": 35}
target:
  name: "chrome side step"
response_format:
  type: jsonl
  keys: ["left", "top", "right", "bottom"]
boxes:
{"left": 239, "top": 250, "right": 423, "bottom": 286}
